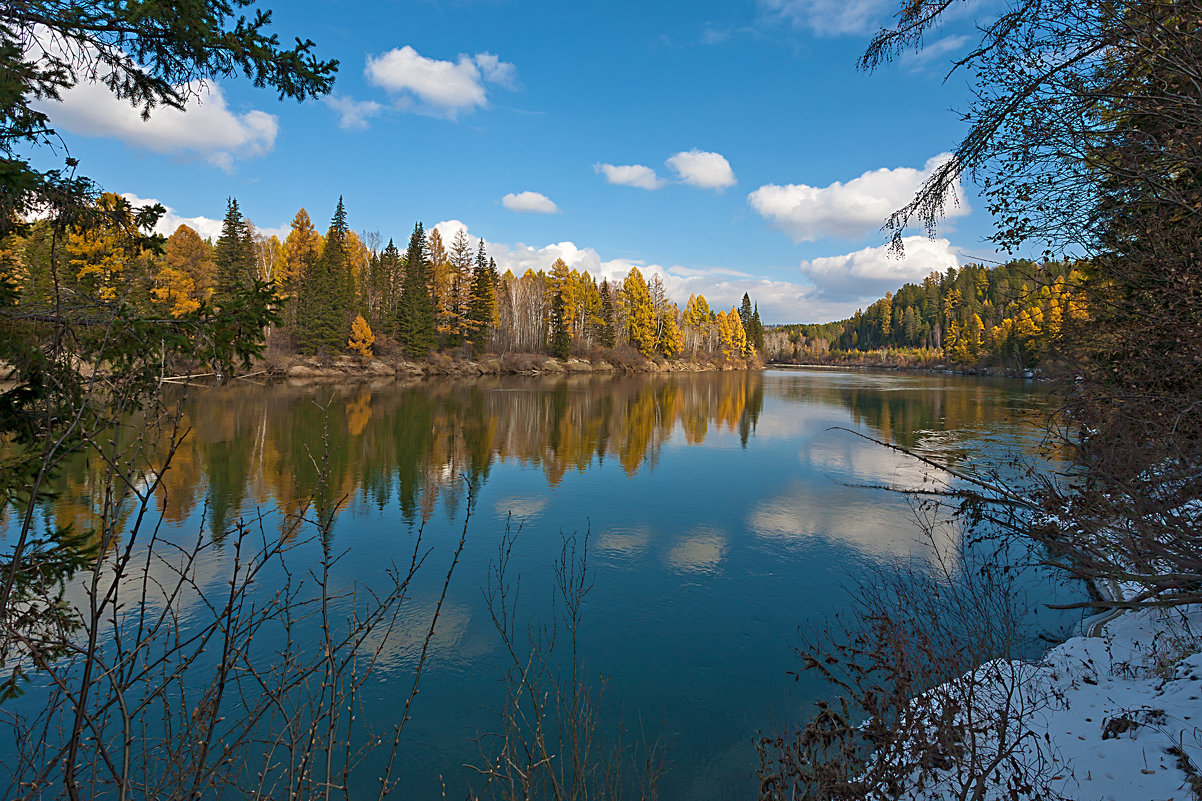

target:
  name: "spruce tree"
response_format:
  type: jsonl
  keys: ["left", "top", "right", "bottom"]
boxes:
{"left": 549, "top": 289, "right": 571, "bottom": 358}
{"left": 465, "top": 241, "right": 497, "bottom": 356}
{"left": 597, "top": 279, "right": 616, "bottom": 348}
{"left": 213, "top": 197, "right": 255, "bottom": 307}
{"left": 738, "top": 293, "right": 754, "bottom": 334}
{"left": 379, "top": 238, "right": 402, "bottom": 331}
{"left": 395, "top": 222, "right": 436, "bottom": 357}
{"left": 751, "top": 303, "right": 766, "bottom": 353}
{"left": 296, "top": 198, "right": 354, "bottom": 353}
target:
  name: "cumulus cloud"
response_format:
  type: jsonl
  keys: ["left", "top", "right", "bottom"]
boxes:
{"left": 431, "top": 219, "right": 861, "bottom": 324}
{"left": 365, "top": 46, "right": 516, "bottom": 118}
{"left": 747, "top": 153, "right": 967, "bottom": 242}
{"left": 758, "top": 0, "right": 893, "bottom": 36}
{"left": 324, "top": 95, "right": 385, "bottom": 130}
{"left": 594, "top": 163, "right": 665, "bottom": 190}
{"left": 121, "top": 193, "right": 286, "bottom": 241}
{"left": 35, "top": 80, "right": 277, "bottom": 171}
{"left": 665, "top": 149, "right": 737, "bottom": 190}
{"left": 798, "top": 236, "right": 960, "bottom": 302}
{"left": 501, "top": 191, "right": 560, "bottom": 214}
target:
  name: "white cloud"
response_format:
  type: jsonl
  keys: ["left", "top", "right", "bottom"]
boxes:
{"left": 501, "top": 191, "right": 560, "bottom": 214}
{"left": 324, "top": 95, "right": 384, "bottom": 130}
{"left": 432, "top": 219, "right": 852, "bottom": 323}
{"left": 364, "top": 46, "right": 516, "bottom": 118}
{"left": 900, "top": 34, "right": 971, "bottom": 73}
{"left": 758, "top": 0, "right": 893, "bottom": 36}
{"left": 473, "top": 52, "right": 518, "bottom": 88}
{"left": 36, "top": 80, "right": 277, "bottom": 171}
{"left": 121, "top": 193, "right": 286, "bottom": 242}
{"left": 798, "top": 235, "right": 960, "bottom": 301}
{"left": 665, "top": 149, "right": 737, "bottom": 190}
{"left": 747, "top": 153, "right": 968, "bottom": 242}
{"left": 594, "top": 163, "right": 665, "bottom": 190}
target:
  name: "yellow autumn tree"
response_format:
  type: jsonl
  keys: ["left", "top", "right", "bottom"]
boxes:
{"left": 716, "top": 308, "right": 747, "bottom": 359}
{"left": 163, "top": 224, "right": 215, "bottom": 301}
{"left": 623, "top": 267, "right": 656, "bottom": 356}
{"left": 682, "top": 293, "right": 713, "bottom": 351}
{"left": 347, "top": 314, "right": 375, "bottom": 359}
{"left": 67, "top": 192, "right": 150, "bottom": 301}
{"left": 657, "top": 303, "right": 684, "bottom": 358}
{"left": 151, "top": 266, "right": 200, "bottom": 317}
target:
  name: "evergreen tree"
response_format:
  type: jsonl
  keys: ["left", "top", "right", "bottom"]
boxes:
{"left": 738, "top": 293, "right": 754, "bottom": 335}
{"left": 213, "top": 197, "right": 255, "bottom": 307}
{"left": 296, "top": 198, "right": 354, "bottom": 353}
{"left": 395, "top": 222, "right": 436, "bottom": 357}
{"left": 751, "top": 303, "right": 766, "bottom": 353}
{"left": 282, "top": 207, "right": 321, "bottom": 336}
{"left": 378, "top": 238, "right": 402, "bottom": 330}
{"left": 465, "top": 242, "right": 497, "bottom": 356}
{"left": 548, "top": 290, "right": 571, "bottom": 358}
{"left": 597, "top": 279, "right": 616, "bottom": 348}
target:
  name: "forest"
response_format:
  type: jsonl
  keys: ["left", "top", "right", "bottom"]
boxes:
{"left": 765, "top": 258, "right": 1091, "bottom": 371}
{"left": 6, "top": 193, "right": 767, "bottom": 369}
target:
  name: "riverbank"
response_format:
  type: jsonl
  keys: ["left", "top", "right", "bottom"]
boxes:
{"left": 903, "top": 591, "right": 1202, "bottom": 801}
{"left": 768, "top": 360, "right": 1046, "bottom": 380}
{"left": 243, "top": 350, "right": 762, "bottom": 382}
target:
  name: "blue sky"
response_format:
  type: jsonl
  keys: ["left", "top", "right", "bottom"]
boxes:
{"left": 32, "top": 0, "right": 1011, "bottom": 323}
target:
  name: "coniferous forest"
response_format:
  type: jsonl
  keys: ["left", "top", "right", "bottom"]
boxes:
{"left": 6, "top": 193, "right": 767, "bottom": 369}
{"left": 765, "top": 259, "right": 1091, "bottom": 371}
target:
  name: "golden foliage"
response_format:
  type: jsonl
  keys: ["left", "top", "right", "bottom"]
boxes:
{"left": 347, "top": 314, "right": 375, "bottom": 358}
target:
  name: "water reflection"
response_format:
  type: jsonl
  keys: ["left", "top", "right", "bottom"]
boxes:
{"left": 665, "top": 526, "right": 728, "bottom": 574}
{"left": 2, "top": 368, "right": 1070, "bottom": 801}
{"left": 153, "top": 372, "right": 763, "bottom": 535}
{"left": 11, "top": 369, "right": 1064, "bottom": 559}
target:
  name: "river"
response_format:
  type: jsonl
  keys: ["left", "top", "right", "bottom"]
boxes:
{"left": 1, "top": 367, "right": 1083, "bottom": 799}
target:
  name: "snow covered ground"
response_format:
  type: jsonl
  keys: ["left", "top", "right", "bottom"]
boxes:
{"left": 912, "top": 599, "right": 1202, "bottom": 800}
{"left": 1034, "top": 602, "right": 1202, "bottom": 800}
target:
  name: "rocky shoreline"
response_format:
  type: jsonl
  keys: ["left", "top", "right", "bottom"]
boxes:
{"left": 266, "top": 352, "right": 760, "bottom": 382}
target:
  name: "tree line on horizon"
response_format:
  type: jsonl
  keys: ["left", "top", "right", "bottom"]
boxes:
{"left": 766, "top": 259, "right": 1091, "bottom": 369}
{"left": 6, "top": 193, "right": 767, "bottom": 366}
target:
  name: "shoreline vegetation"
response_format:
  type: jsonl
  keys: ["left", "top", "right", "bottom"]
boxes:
{"left": 269, "top": 350, "right": 761, "bottom": 381}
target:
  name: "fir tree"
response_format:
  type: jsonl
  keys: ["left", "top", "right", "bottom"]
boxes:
{"left": 597, "top": 279, "right": 616, "bottom": 348}
{"left": 465, "top": 241, "right": 497, "bottom": 356}
{"left": 395, "top": 222, "right": 436, "bottom": 357}
{"left": 751, "top": 303, "right": 765, "bottom": 353}
{"left": 213, "top": 197, "right": 255, "bottom": 307}
{"left": 549, "top": 289, "right": 571, "bottom": 358}
{"left": 296, "top": 197, "right": 354, "bottom": 353}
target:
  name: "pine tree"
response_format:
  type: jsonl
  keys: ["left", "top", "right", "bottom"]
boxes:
{"left": 751, "top": 303, "right": 766, "bottom": 353}
{"left": 379, "top": 239, "right": 402, "bottom": 332}
{"left": 213, "top": 197, "right": 255, "bottom": 307}
{"left": 395, "top": 222, "right": 436, "bottom": 357}
{"left": 548, "top": 290, "right": 571, "bottom": 358}
{"left": 465, "top": 241, "right": 497, "bottom": 356}
{"left": 296, "top": 198, "right": 354, "bottom": 354}
{"left": 597, "top": 279, "right": 616, "bottom": 347}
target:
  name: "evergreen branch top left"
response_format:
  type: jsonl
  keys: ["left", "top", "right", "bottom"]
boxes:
{"left": 0, "top": 0, "right": 339, "bottom": 232}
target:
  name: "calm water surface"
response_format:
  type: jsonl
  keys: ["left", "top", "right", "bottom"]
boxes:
{"left": 6, "top": 368, "right": 1081, "bottom": 799}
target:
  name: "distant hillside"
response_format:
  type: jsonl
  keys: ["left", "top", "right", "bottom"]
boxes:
{"left": 765, "top": 259, "right": 1091, "bottom": 372}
